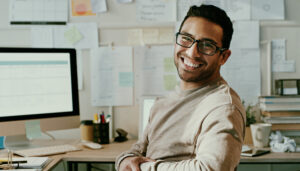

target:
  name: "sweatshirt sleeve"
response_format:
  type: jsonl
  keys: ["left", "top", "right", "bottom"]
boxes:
{"left": 115, "top": 119, "right": 151, "bottom": 170}
{"left": 140, "top": 104, "right": 245, "bottom": 171}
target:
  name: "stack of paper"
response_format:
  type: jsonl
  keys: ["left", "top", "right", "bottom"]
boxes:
{"left": 12, "top": 157, "right": 51, "bottom": 169}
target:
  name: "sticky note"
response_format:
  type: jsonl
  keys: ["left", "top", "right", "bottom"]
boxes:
{"left": 25, "top": 120, "right": 42, "bottom": 140}
{"left": 164, "top": 57, "right": 176, "bottom": 72}
{"left": 164, "top": 75, "right": 177, "bottom": 90}
{"left": 64, "top": 26, "right": 83, "bottom": 45}
{"left": 119, "top": 72, "right": 133, "bottom": 87}
{"left": 0, "top": 136, "right": 5, "bottom": 149}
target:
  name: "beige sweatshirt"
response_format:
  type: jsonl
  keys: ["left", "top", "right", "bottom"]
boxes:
{"left": 116, "top": 78, "right": 246, "bottom": 171}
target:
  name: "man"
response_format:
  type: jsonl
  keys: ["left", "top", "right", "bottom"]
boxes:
{"left": 116, "top": 4, "right": 246, "bottom": 171}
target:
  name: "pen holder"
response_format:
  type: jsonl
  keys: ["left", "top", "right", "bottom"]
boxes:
{"left": 93, "top": 123, "right": 109, "bottom": 144}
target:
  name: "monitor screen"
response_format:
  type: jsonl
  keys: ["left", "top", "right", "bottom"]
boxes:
{"left": 0, "top": 48, "right": 79, "bottom": 122}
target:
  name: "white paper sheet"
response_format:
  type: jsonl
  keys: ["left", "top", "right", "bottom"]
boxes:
{"left": 134, "top": 45, "right": 179, "bottom": 97}
{"left": 202, "top": 0, "right": 221, "bottom": 8}
{"left": 142, "top": 28, "right": 174, "bottom": 45}
{"left": 10, "top": 0, "right": 68, "bottom": 24}
{"left": 54, "top": 23, "right": 98, "bottom": 49}
{"left": 230, "top": 21, "right": 259, "bottom": 49}
{"left": 221, "top": 48, "right": 261, "bottom": 105}
{"left": 117, "top": 0, "right": 133, "bottom": 3}
{"left": 272, "top": 61, "right": 295, "bottom": 73}
{"left": 271, "top": 39, "right": 286, "bottom": 62}
{"left": 177, "top": 0, "right": 202, "bottom": 22}
{"left": 91, "top": 47, "right": 133, "bottom": 106}
{"left": 91, "top": 0, "right": 107, "bottom": 13}
{"left": 76, "top": 50, "right": 83, "bottom": 90}
{"left": 128, "top": 29, "right": 143, "bottom": 46}
{"left": 136, "top": 0, "right": 176, "bottom": 22}
{"left": 251, "top": 0, "right": 285, "bottom": 20}
{"left": 271, "top": 39, "right": 295, "bottom": 72}
{"left": 221, "top": 0, "right": 250, "bottom": 20}
{"left": 31, "top": 27, "right": 54, "bottom": 48}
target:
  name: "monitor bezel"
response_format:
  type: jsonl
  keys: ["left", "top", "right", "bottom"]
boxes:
{"left": 0, "top": 47, "right": 79, "bottom": 122}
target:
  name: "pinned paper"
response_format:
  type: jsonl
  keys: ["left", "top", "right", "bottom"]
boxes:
{"left": 158, "top": 28, "right": 174, "bottom": 44}
{"left": 64, "top": 26, "right": 83, "bottom": 45}
{"left": 136, "top": 0, "right": 176, "bottom": 22}
{"left": 119, "top": 72, "right": 133, "bottom": 87}
{"left": 142, "top": 28, "right": 174, "bottom": 45}
{"left": 71, "top": 0, "right": 96, "bottom": 16}
{"left": 0, "top": 136, "right": 5, "bottom": 149}
{"left": 164, "top": 57, "right": 176, "bottom": 72}
{"left": 128, "top": 29, "right": 143, "bottom": 45}
{"left": 25, "top": 120, "right": 42, "bottom": 140}
{"left": 271, "top": 39, "right": 295, "bottom": 72}
{"left": 117, "top": 0, "right": 132, "bottom": 3}
{"left": 164, "top": 75, "right": 177, "bottom": 90}
{"left": 91, "top": 0, "right": 107, "bottom": 13}
{"left": 143, "top": 29, "right": 159, "bottom": 45}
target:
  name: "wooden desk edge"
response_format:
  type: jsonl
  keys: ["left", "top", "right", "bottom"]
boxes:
{"left": 43, "top": 139, "right": 136, "bottom": 170}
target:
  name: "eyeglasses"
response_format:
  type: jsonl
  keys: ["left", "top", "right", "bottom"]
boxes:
{"left": 175, "top": 32, "right": 226, "bottom": 56}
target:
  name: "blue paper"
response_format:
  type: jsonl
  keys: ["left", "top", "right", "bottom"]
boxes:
{"left": 0, "top": 136, "right": 5, "bottom": 149}
{"left": 119, "top": 72, "right": 133, "bottom": 87}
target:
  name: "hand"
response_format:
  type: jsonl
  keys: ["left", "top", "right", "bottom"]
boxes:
{"left": 119, "top": 156, "right": 155, "bottom": 171}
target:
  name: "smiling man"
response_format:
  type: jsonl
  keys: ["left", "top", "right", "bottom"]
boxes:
{"left": 116, "top": 4, "right": 246, "bottom": 171}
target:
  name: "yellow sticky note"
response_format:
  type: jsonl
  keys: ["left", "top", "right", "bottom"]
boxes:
{"left": 164, "top": 57, "right": 176, "bottom": 72}
{"left": 64, "top": 26, "right": 83, "bottom": 45}
{"left": 164, "top": 75, "right": 177, "bottom": 91}
{"left": 25, "top": 120, "right": 42, "bottom": 140}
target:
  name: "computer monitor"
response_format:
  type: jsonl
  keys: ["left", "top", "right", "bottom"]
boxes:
{"left": 0, "top": 48, "right": 80, "bottom": 147}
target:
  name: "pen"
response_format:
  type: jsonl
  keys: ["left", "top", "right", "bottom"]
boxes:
{"left": 0, "top": 159, "right": 27, "bottom": 164}
{"left": 93, "top": 113, "right": 99, "bottom": 123}
{"left": 100, "top": 111, "right": 106, "bottom": 124}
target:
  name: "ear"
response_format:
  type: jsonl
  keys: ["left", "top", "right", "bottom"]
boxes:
{"left": 219, "top": 49, "right": 231, "bottom": 66}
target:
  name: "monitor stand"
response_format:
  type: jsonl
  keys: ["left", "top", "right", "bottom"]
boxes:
{"left": 5, "top": 134, "right": 41, "bottom": 150}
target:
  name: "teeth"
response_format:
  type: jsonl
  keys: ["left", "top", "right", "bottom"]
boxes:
{"left": 183, "top": 58, "right": 200, "bottom": 68}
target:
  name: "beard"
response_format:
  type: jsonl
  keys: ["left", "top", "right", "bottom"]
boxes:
{"left": 175, "top": 55, "right": 220, "bottom": 83}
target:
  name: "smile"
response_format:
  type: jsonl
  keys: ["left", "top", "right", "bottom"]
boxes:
{"left": 181, "top": 56, "right": 203, "bottom": 69}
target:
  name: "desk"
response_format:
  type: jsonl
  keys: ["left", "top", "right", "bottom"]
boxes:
{"left": 239, "top": 153, "right": 300, "bottom": 171}
{"left": 42, "top": 140, "right": 300, "bottom": 171}
{"left": 43, "top": 139, "right": 135, "bottom": 171}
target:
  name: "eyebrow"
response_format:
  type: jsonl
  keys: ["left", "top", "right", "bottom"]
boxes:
{"left": 180, "top": 32, "right": 218, "bottom": 45}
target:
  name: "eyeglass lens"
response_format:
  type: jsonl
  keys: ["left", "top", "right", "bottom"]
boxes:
{"left": 176, "top": 33, "right": 218, "bottom": 55}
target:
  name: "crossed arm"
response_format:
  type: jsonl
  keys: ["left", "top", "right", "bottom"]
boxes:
{"left": 117, "top": 105, "right": 245, "bottom": 171}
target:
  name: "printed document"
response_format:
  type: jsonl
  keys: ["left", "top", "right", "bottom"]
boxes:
{"left": 91, "top": 47, "right": 133, "bottom": 106}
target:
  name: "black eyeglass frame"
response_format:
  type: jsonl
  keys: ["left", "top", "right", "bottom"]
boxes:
{"left": 175, "top": 32, "right": 227, "bottom": 56}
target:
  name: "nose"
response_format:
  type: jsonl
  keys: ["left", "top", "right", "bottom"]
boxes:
{"left": 186, "top": 42, "right": 200, "bottom": 58}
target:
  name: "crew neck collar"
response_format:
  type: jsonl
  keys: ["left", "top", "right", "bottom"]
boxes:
{"left": 175, "top": 77, "right": 224, "bottom": 97}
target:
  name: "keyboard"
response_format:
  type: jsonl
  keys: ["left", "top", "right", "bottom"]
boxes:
{"left": 14, "top": 144, "right": 81, "bottom": 157}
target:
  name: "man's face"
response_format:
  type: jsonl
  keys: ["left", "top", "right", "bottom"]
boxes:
{"left": 174, "top": 17, "right": 226, "bottom": 84}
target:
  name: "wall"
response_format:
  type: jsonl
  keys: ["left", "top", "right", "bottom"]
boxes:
{"left": 0, "top": 0, "right": 300, "bottom": 138}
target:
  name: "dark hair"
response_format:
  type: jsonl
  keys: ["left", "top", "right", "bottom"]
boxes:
{"left": 179, "top": 5, "right": 233, "bottom": 49}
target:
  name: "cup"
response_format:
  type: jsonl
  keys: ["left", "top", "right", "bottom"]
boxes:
{"left": 93, "top": 123, "right": 109, "bottom": 144}
{"left": 250, "top": 123, "right": 272, "bottom": 148}
{"left": 80, "top": 120, "right": 94, "bottom": 142}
